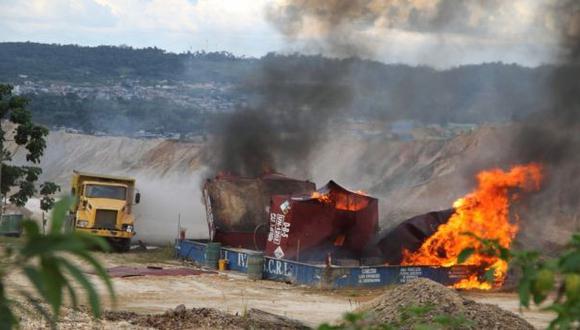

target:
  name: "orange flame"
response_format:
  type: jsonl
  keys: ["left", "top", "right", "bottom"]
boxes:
{"left": 402, "top": 163, "right": 543, "bottom": 290}
{"left": 311, "top": 191, "right": 331, "bottom": 203}
{"left": 310, "top": 191, "right": 369, "bottom": 211}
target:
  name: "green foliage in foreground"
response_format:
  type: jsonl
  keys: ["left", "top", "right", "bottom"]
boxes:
{"left": 318, "top": 304, "right": 472, "bottom": 330}
{"left": 0, "top": 197, "right": 114, "bottom": 329}
{"left": 459, "top": 232, "right": 580, "bottom": 330}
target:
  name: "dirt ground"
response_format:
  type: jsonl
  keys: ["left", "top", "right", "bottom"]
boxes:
{"left": 5, "top": 248, "right": 555, "bottom": 329}
{"left": 102, "top": 271, "right": 351, "bottom": 326}
{"left": 461, "top": 292, "right": 554, "bottom": 329}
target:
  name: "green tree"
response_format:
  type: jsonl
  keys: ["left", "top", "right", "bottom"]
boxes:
{"left": 0, "top": 197, "right": 115, "bottom": 329}
{"left": 0, "top": 84, "right": 60, "bottom": 217}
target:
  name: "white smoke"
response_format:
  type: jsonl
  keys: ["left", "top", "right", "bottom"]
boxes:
{"left": 132, "top": 172, "right": 209, "bottom": 245}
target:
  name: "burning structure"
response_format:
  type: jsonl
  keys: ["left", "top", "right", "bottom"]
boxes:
{"left": 202, "top": 164, "right": 543, "bottom": 290}
{"left": 193, "top": 165, "right": 544, "bottom": 289}
{"left": 203, "top": 172, "right": 315, "bottom": 249}
{"left": 203, "top": 175, "right": 379, "bottom": 261}
{"left": 265, "top": 181, "right": 378, "bottom": 262}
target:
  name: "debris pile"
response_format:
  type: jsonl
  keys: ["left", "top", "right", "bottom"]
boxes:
{"left": 371, "top": 209, "right": 454, "bottom": 265}
{"left": 105, "top": 305, "right": 309, "bottom": 330}
{"left": 358, "top": 278, "right": 534, "bottom": 330}
{"left": 16, "top": 302, "right": 136, "bottom": 330}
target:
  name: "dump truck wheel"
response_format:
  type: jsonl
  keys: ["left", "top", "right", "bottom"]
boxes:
{"left": 109, "top": 238, "right": 131, "bottom": 253}
{"left": 117, "top": 239, "right": 131, "bottom": 253}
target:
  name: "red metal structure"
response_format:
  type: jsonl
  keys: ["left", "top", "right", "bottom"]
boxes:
{"left": 265, "top": 181, "right": 379, "bottom": 262}
{"left": 203, "top": 172, "right": 315, "bottom": 250}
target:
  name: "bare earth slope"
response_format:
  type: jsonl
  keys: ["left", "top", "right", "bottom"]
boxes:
{"left": 8, "top": 130, "right": 207, "bottom": 244}
{"left": 9, "top": 126, "right": 577, "bottom": 248}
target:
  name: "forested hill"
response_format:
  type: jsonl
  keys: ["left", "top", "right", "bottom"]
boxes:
{"left": 0, "top": 42, "right": 561, "bottom": 136}
{"left": 0, "top": 42, "right": 257, "bottom": 82}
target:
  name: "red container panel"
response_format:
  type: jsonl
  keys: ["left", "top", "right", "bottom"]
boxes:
{"left": 266, "top": 181, "right": 379, "bottom": 261}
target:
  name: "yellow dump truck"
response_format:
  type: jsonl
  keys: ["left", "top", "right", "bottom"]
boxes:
{"left": 68, "top": 171, "right": 140, "bottom": 252}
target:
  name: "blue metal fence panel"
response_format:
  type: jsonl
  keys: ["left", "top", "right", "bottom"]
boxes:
{"left": 332, "top": 266, "right": 394, "bottom": 288}
{"left": 177, "top": 239, "right": 206, "bottom": 265}
{"left": 330, "top": 265, "right": 473, "bottom": 288}
{"left": 220, "top": 246, "right": 325, "bottom": 286}
{"left": 263, "top": 257, "right": 323, "bottom": 286}
{"left": 221, "top": 247, "right": 249, "bottom": 272}
{"left": 175, "top": 240, "right": 472, "bottom": 289}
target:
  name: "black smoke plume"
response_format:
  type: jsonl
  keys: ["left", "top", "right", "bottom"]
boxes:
{"left": 513, "top": 1, "right": 580, "bottom": 198}
{"left": 206, "top": 55, "right": 353, "bottom": 177}
{"left": 207, "top": 0, "right": 511, "bottom": 177}
{"left": 206, "top": 0, "right": 580, "bottom": 208}
{"left": 508, "top": 2, "right": 580, "bottom": 246}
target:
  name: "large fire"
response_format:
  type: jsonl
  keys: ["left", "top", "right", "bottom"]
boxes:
{"left": 402, "top": 163, "right": 543, "bottom": 290}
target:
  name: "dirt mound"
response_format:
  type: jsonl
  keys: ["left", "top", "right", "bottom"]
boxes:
{"left": 17, "top": 303, "right": 140, "bottom": 329}
{"left": 359, "top": 278, "right": 534, "bottom": 330}
{"left": 105, "top": 305, "right": 309, "bottom": 330}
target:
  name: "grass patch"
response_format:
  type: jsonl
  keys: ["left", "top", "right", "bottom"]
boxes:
{"left": 104, "top": 244, "right": 176, "bottom": 265}
{"left": 0, "top": 235, "right": 23, "bottom": 245}
{"left": 0, "top": 235, "right": 23, "bottom": 254}
{"left": 130, "top": 245, "right": 175, "bottom": 264}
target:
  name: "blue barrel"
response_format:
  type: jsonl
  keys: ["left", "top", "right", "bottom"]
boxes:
{"left": 205, "top": 242, "right": 221, "bottom": 269}
{"left": 0, "top": 214, "right": 23, "bottom": 237}
{"left": 247, "top": 252, "right": 264, "bottom": 280}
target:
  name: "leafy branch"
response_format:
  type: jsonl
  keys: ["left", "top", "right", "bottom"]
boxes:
{"left": 0, "top": 197, "right": 115, "bottom": 329}
{"left": 458, "top": 232, "right": 580, "bottom": 329}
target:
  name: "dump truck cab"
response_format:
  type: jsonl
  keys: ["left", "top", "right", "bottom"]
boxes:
{"left": 69, "top": 171, "right": 140, "bottom": 252}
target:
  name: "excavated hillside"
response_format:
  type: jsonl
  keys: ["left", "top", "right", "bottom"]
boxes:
{"left": 29, "top": 131, "right": 204, "bottom": 183}
{"left": 7, "top": 129, "right": 207, "bottom": 243}
{"left": 8, "top": 126, "right": 577, "bottom": 249}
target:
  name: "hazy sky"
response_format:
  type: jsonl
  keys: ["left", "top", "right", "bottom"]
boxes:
{"left": 0, "top": 0, "right": 563, "bottom": 67}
